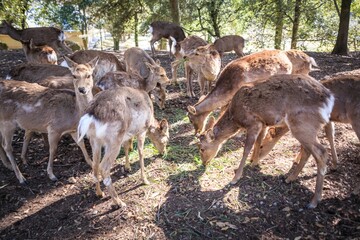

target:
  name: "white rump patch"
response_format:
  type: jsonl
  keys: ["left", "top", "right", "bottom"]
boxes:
{"left": 47, "top": 52, "right": 58, "bottom": 63}
{"left": 60, "top": 60, "right": 69, "bottom": 68}
{"left": 319, "top": 94, "right": 335, "bottom": 123}
{"left": 170, "top": 36, "right": 177, "bottom": 55}
{"left": 149, "top": 26, "right": 153, "bottom": 34}
{"left": 94, "top": 120, "right": 108, "bottom": 139}
{"left": 77, "top": 114, "right": 95, "bottom": 142}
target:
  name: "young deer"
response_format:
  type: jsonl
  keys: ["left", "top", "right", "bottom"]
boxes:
{"left": 61, "top": 50, "right": 126, "bottom": 83}
{"left": 213, "top": 35, "right": 245, "bottom": 57}
{"left": 21, "top": 39, "right": 58, "bottom": 64}
{"left": 198, "top": 74, "right": 334, "bottom": 209}
{"left": 171, "top": 35, "right": 221, "bottom": 97}
{"left": 0, "top": 56, "right": 98, "bottom": 183}
{"left": 187, "top": 49, "right": 318, "bottom": 134}
{"left": 149, "top": 21, "right": 186, "bottom": 57}
{"left": 77, "top": 87, "right": 164, "bottom": 207}
{"left": 124, "top": 47, "right": 169, "bottom": 108}
{"left": 0, "top": 20, "right": 72, "bottom": 55}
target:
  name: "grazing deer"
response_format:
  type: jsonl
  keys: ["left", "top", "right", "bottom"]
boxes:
{"left": 124, "top": 47, "right": 169, "bottom": 108}
{"left": 61, "top": 50, "right": 126, "bottom": 83}
{"left": 77, "top": 87, "right": 163, "bottom": 207}
{"left": 171, "top": 35, "right": 221, "bottom": 97}
{"left": 0, "top": 20, "right": 72, "bottom": 55}
{"left": 149, "top": 21, "right": 186, "bottom": 57}
{"left": 21, "top": 39, "right": 58, "bottom": 64}
{"left": 213, "top": 35, "right": 245, "bottom": 57}
{"left": 198, "top": 74, "right": 334, "bottom": 209}
{"left": 187, "top": 49, "right": 318, "bottom": 134}
{"left": 0, "top": 56, "right": 98, "bottom": 183}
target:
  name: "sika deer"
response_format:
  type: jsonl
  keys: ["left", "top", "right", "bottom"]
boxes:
{"left": 213, "top": 35, "right": 245, "bottom": 57}
{"left": 0, "top": 20, "right": 72, "bottom": 55}
{"left": 124, "top": 47, "right": 170, "bottom": 108}
{"left": 187, "top": 49, "right": 318, "bottom": 134}
{"left": 77, "top": 87, "right": 160, "bottom": 207}
{"left": 0, "top": 56, "right": 98, "bottom": 183}
{"left": 149, "top": 21, "right": 186, "bottom": 57}
{"left": 21, "top": 39, "right": 58, "bottom": 64}
{"left": 171, "top": 35, "right": 221, "bottom": 97}
{"left": 198, "top": 74, "right": 334, "bottom": 209}
{"left": 61, "top": 50, "right": 126, "bottom": 83}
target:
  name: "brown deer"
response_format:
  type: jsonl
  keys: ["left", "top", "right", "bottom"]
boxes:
{"left": 187, "top": 49, "right": 318, "bottom": 134}
{"left": 212, "top": 35, "right": 245, "bottom": 57}
{"left": 0, "top": 56, "right": 98, "bottom": 183}
{"left": 171, "top": 35, "right": 221, "bottom": 97}
{"left": 149, "top": 21, "right": 186, "bottom": 57}
{"left": 61, "top": 49, "right": 126, "bottom": 83}
{"left": 198, "top": 74, "right": 334, "bottom": 209}
{"left": 21, "top": 39, "right": 58, "bottom": 64}
{"left": 77, "top": 87, "right": 165, "bottom": 207}
{"left": 0, "top": 20, "right": 72, "bottom": 55}
{"left": 124, "top": 47, "right": 169, "bottom": 108}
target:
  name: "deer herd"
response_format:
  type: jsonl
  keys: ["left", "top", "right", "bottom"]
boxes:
{"left": 0, "top": 20, "right": 359, "bottom": 210}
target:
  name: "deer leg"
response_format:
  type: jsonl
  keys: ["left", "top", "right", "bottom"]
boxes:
{"left": 47, "top": 132, "right": 62, "bottom": 181}
{"left": 1, "top": 125, "right": 26, "bottom": 184}
{"left": 231, "top": 122, "right": 263, "bottom": 184}
{"left": 123, "top": 138, "right": 132, "bottom": 172}
{"left": 150, "top": 37, "right": 159, "bottom": 57}
{"left": 168, "top": 38, "right": 173, "bottom": 58}
{"left": 70, "top": 132, "right": 92, "bottom": 167}
{"left": 324, "top": 122, "right": 338, "bottom": 170}
{"left": 21, "top": 130, "right": 33, "bottom": 165}
{"left": 286, "top": 146, "right": 311, "bottom": 183}
{"left": 89, "top": 138, "right": 103, "bottom": 198}
{"left": 250, "top": 127, "right": 267, "bottom": 167}
{"left": 0, "top": 140, "right": 12, "bottom": 170}
{"left": 137, "top": 132, "right": 149, "bottom": 185}
{"left": 198, "top": 75, "right": 206, "bottom": 96}
{"left": 171, "top": 59, "right": 181, "bottom": 83}
{"left": 185, "top": 64, "right": 195, "bottom": 98}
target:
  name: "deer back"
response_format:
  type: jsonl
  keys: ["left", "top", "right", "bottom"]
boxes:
{"left": 285, "top": 49, "right": 315, "bottom": 74}
{"left": 172, "top": 35, "right": 207, "bottom": 58}
{"left": 96, "top": 71, "right": 144, "bottom": 91}
{"left": 150, "top": 21, "right": 186, "bottom": 41}
{"left": 214, "top": 35, "right": 245, "bottom": 53}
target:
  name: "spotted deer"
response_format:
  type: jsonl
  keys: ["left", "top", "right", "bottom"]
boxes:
{"left": 77, "top": 87, "right": 167, "bottom": 207}
{"left": 198, "top": 74, "right": 334, "bottom": 209}
{"left": 0, "top": 20, "right": 72, "bottom": 55}
{"left": 188, "top": 49, "right": 318, "bottom": 134}
{"left": 0, "top": 56, "right": 98, "bottom": 183}
{"left": 171, "top": 35, "right": 221, "bottom": 97}
{"left": 21, "top": 39, "right": 58, "bottom": 64}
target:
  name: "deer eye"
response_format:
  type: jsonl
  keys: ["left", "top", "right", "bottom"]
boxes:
{"left": 160, "top": 74, "right": 165, "bottom": 77}
{"left": 86, "top": 74, "right": 91, "bottom": 78}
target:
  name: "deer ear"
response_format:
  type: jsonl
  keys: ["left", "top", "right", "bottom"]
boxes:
{"left": 149, "top": 126, "right": 156, "bottom": 133}
{"left": 88, "top": 56, "right": 99, "bottom": 68}
{"left": 205, "top": 129, "right": 215, "bottom": 141}
{"left": 205, "top": 116, "right": 216, "bottom": 130}
{"left": 145, "top": 61, "right": 154, "bottom": 71}
{"left": 187, "top": 105, "right": 196, "bottom": 114}
{"left": 160, "top": 119, "right": 169, "bottom": 132}
{"left": 64, "top": 56, "right": 78, "bottom": 69}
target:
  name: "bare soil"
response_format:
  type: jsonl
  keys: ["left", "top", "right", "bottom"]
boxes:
{"left": 0, "top": 49, "right": 360, "bottom": 240}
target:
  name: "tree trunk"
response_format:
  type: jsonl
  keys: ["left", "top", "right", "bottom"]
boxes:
{"left": 170, "top": 0, "right": 181, "bottom": 24}
{"left": 332, "top": 0, "right": 352, "bottom": 55}
{"left": 80, "top": 6, "right": 88, "bottom": 50}
{"left": 208, "top": 0, "right": 221, "bottom": 37}
{"left": 291, "top": 0, "right": 301, "bottom": 49}
{"left": 274, "top": 0, "right": 284, "bottom": 49}
{"left": 134, "top": 12, "right": 138, "bottom": 47}
{"left": 113, "top": 37, "right": 120, "bottom": 50}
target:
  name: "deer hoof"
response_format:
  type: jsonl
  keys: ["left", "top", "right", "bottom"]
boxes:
{"left": 143, "top": 178, "right": 150, "bottom": 185}
{"left": 49, "top": 174, "right": 58, "bottom": 182}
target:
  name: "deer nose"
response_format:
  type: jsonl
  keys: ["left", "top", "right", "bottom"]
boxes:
{"left": 78, "top": 87, "right": 86, "bottom": 94}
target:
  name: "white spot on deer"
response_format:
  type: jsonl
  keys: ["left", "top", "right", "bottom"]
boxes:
{"left": 58, "top": 31, "right": 66, "bottom": 42}
{"left": 47, "top": 52, "right": 57, "bottom": 63}
{"left": 319, "top": 94, "right": 334, "bottom": 123}
{"left": 170, "top": 36, "right": 177, "bottom": 55}
{"left": 34, "top": 100, "right": 42, "bottom": 107}
{"left": 94, "top": 120, "right": 109, "bottom": 139}
{"left": 60, "top": 60, "right": 69, "bottom": 68}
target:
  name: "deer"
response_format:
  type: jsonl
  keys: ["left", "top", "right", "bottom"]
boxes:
{"left": 21, "top": 38, "right": 58, "bottom": 64}
{"left": 187, "top": 49, "right": 318, "bottom": 134}
{"left": 124, "top": 47, "right": 169, "bottom": 108}
{"left": 77, "top": 86, "right": 166, "bottom": 207}
{"left": 60, "top": 49, "right": 126, "bottom": 83}
{"left": 0, "top": 56, "right": 98, "bottom": 183}
{"left": 198, "top": 74, "right": 334, "bottom": 209}
{"left": 0, "top": 20, "right": 72, "bottom": 55}
{"left": 149, "top": 21, "right": 186, "bottom": 57}
{"left": 212, "top": 35, "right": 245, "bottom": 57}
{"left": 170, "top": 35, "right": 222, "bottom": 97}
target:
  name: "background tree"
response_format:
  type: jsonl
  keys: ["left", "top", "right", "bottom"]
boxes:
{"left": 332, "top": 0, "right": 353, "bottom": 55}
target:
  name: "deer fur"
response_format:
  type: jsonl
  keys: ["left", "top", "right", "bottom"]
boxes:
{"left": 0, "top": 20, "right": 72, "bottom": 55}
{"left": 171, "top": 35, "right": 221, "bottom": 97}
{"left": 61, "top": 50, "right": 126, "bottom": 83}
{"left": 213, "top": 35, "right": 245, "bottom": 57}
{"left": 21, "top": 39, "right": 58, "bottom": 64}
{"left": 198, "top": 74, "right": 334, "bottom": 209}
{"left": 187, "top": 49, "right": 318, "bottom": 134}
{"left": 124, "top": 47, "right": 169, "bottom": 108}
{"left": 149, "top": 21, "right": 186, "bottom": 57}
{"left": 77, "top": 87, "right": 160, "bottom": 207}
{"left": 0, "top": 56, "right": 98, "bottom": 183}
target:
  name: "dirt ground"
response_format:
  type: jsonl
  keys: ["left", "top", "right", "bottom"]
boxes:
{"left": 0, "top": 49, "right": 360, "bottom": 240}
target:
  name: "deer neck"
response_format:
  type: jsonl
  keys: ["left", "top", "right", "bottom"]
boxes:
{"left": 4, "top": 24, "right": 22, "bottom": 41}
{"left": 213, "top": 110, "right": 240, "bottom": 144}
{"left": 144, "top": 73, "right": 158, "bottom": 92}
{"left": 75, "top": 91, "right": 93, "bottom": 114}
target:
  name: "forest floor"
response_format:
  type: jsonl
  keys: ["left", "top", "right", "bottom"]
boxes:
{"left": 0, "top": 49, "right": 360, "bottom": 239}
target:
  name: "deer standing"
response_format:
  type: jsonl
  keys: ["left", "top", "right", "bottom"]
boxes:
{"left": 187, "top": 49, "right": 318, "bottom": 134}
{"left": 198, "top": 74, "right": 334, "bottom": 209}
{"left": 0, "top": 20, "right": 72, "bottom": 55}
{"left": 0, "top": 56, "right": 98, "bottom": 183}
{"left": 213, "top": 35, "right": 245, "bottom": 57}
{"left": 149, "top": 21, "right": 186, "bottom": 57}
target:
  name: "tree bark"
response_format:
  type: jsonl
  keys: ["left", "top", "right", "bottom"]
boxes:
{"left": 274, "top": 0, "right": 284, "bottom": 49}
{"left": 331, "top": 0, "right": 352, "bottom": 55}
{"left": 170, "top": 0, "right": 180, "bottom": 24}
{"left": 134, "top": 12, "right": 138, "bottom": 47}
{"left": 208, "top": 0, "right": 221, "bottom": 37}
{"left": 291, "top": 0, "right": 301, "bottom": 49}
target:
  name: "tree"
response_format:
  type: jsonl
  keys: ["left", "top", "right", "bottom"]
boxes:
{"left": 170, "top": 0, "right": 180, "bottom": 24}
{"left": 332, "top": 0, "right": 352, "bottom": 55}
